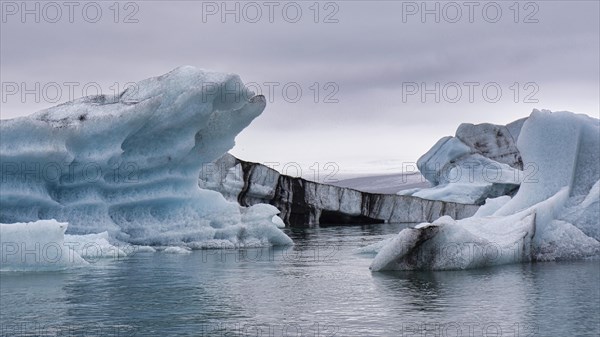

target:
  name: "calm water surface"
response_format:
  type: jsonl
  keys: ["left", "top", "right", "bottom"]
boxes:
{"left": 1, "top": 224, "right": 599, "bottom": 336}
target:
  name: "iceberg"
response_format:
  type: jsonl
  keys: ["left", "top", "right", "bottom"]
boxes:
{"left": 0, "top": 66, "right": 292, "bottom": 249}
{"left": 200, "top": 154, "right": 480, "bottom": 226}
{"left": 398, "top": 121, "right": 523, "bottom": 204}
{"left": 0, "top": 220, "right": 86, "bottom": 271}
{"left": 369, "top": 212, "right": 537, "bottom": 271}
{"left": 371, "top": 110, "right": 600, "bottom": 271}
{"left": 0, "top": 220, "right": 141, "bottom": 271}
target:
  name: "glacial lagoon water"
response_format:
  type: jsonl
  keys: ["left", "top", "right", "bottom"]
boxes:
{"left": 1, "top": 223, "right": 599, "bottom": 337}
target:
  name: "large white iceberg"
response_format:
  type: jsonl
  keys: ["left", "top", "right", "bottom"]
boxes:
{"left": 0, "top": 66, "right": 292, "bottom": 249}
{"left": 371, "top": 110, "right": 600, "bottom": 271}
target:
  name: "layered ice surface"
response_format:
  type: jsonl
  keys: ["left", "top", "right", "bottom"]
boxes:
{"left": 372, "top": 110, "right": 600, "bottom": 271}
{"left": 200, "top": 154, "right": 479, "bottom": 226}
{"left": 0, "top": 66, "right": 292, "bottom": 259}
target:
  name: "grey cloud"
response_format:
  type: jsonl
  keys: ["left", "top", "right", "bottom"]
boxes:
{"left": 1, "top": 0, "right": 598, "bottom": 173}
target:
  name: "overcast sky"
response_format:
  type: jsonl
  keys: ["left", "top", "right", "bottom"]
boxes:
{"left": 1, "top": 0, "right": 599, "bottom": 179}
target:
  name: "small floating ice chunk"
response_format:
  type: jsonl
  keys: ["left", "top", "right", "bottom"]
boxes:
{"left": 1, "top": 220, "right": 88, "bottom": 271}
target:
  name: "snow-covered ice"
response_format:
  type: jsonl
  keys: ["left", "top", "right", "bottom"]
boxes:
{"left": 0, "top": 66, "right": 292, "bottom": 251}
{"left": 372, "top": 110, "right": 600, "bottom": 271}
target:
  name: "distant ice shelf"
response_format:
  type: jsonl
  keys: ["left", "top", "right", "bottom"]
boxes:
{"left": 199, "top": 154, "right": 479, "bottom": 227}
